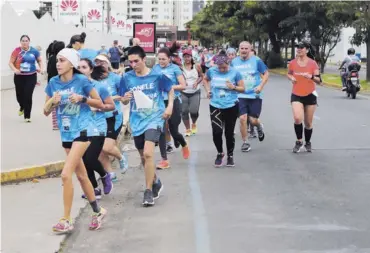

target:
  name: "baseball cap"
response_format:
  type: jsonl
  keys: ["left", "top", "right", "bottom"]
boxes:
{"left": 57, "top": 48, "right": 80, "bottom": 69}
{"left": 94, "top": 54, "right": 112, "bottom": 67}
{"left": 182, "top": 49, "right": 192, "bottom": 56}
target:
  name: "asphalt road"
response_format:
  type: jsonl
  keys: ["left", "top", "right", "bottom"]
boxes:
{"left": 62, "top": 74, "right": 370, "bottom": 253}
{"left": 324, "top": 64, "right": 366, "bottom": 81}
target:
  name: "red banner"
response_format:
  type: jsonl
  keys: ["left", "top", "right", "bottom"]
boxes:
{"left": 133, "top": 22, "right": 156, "bottom": 53}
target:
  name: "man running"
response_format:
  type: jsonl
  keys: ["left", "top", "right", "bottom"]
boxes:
{"left": 231, "top": 41, "right": 269, "bottom": 152}
{"left": 120, "top": 46, "right": 174, "bottom": 206}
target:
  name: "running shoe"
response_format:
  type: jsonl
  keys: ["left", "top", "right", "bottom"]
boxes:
{"left": 25, "top": 118, "right": 31, "bottom": 123}
{"left": 241, "top": 142, "right": 251, "bottom": 152}
{"left": 166, "top": 145, "right": 174, "bottom": 154}
{"left": 226, "top": 156, "right": 235, "bottom": 167}
{"left": 156, "top": 160, "right": 170, "bottom": 170}
{"left": 182, "top": 145, "right": 190, "bottom": 159}
{"left": 292, "top": 141, "right": 304, "bottom": 153}
{"left": 89, "top": 207, "right": 107, "bottom": 230}
{"left": 82, "top": 188, "right": 102, "bottom": 200}
{"left": 119, "top": 153, "right": 128, "bottom": 174}
{"left": 52, "top": 217, "right": 74, "bottom": 234}
{"left": 109, "top": 172, "right": 118, "bottom": 182}
{"left": 101, "top": 174, "right": 113, "bottom": 195}
{"left": 142, "top": 189, "right": 155, "bottom": 207}
{"left": 214, "top": 153, "right": 224, "bottom": 167}
{"left": 249, "top": 128, "right": 257, "bottom": 138}
{"left": 152, "top": 178, "right": 163, "bottom": 200}
{"left": 305, "top": 142, "right": 312, "bottom": 152}
{"left": 257, "top": 124, "right": 265, "bottom": 142}
{"left": 191, "top": 124, "right": 198, "bottom": 134}
{"left": 185, "top": 129, "right": 192, "bottom": 137}
{"left": 18, "top": 109, "right": 24, "bottom": 116}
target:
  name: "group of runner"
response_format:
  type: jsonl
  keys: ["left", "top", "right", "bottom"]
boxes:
{"left": 9, "top": 31, "right": 320, "bottom": 234}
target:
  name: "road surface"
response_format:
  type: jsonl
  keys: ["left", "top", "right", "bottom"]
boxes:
{"left": 325, "top": 64, "right": 366, "bottom": 80}
{"left": 60, "top": 74, "right": 370, "bottom": 252}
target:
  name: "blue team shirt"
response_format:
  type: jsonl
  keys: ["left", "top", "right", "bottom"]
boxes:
{"left": 11, "top": 46, "right": 40, "bottom": 74}
{"left": 92, "top": 80, "right": 110, "bottom": 135}
{"left": 109, "top": 47, "right": 121, "bottom": 62}
{"left": 206, "top": 67, "right": 243, "bottom": 109}
{"left": 153, "top": 63, "right": 183, "bottom": 100}
{"left": 79, "top": 48, "right": 99, "bottom": 62}
{"left": 231, "top": 56, "right": 268, "bottom": 99}
{"left": 45, "top": 74, "right": 99, "bottom": 142}
{"left": 119, "top": 69, "right": 173, "bottom": 137}
{"left": 99, "top": 72, "right": 123, "bottom": 131}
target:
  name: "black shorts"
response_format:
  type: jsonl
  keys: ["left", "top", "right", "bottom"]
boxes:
{"left": 111, "top": 62, "right": 120, "bottom": 70}
{"left": 106, "top": 116, "right": 122, "bottom": 140}
{"left": 201, "top": 65, "right": 206, "bottom": 73}
{"left": 238, "top": 98, "right": 262, "bottom": 118}
{"left": 62, "top": 131, "right": 91, "bottom": 149}
{"left": 133, "top": 128, "right": 162, "bottom": 150}
{"left": 291, "top": 93, "right": 317, "bottom": 106}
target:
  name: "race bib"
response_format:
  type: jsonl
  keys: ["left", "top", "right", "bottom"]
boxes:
{"left": 20, "top": 62, "right": 31, "bottom": 72}
{"left": 61, "top": 116, "right": 71, "bottom": 131}
{"left": 219, "top": 89, "right": 226, "bottom": 98}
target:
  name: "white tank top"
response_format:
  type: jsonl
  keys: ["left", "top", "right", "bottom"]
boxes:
{"left": 182, "top": 65, "right": 199, "bottom": 94}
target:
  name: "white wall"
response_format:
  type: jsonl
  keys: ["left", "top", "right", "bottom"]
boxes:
{"left": 0, "top": 2, "right": 129, "bottom": 90}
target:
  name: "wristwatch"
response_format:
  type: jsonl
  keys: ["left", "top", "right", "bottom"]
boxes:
{"left": 81, "top": 96, "right": 87, "bottom": 103}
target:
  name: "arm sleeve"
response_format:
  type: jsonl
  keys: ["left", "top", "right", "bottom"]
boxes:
{"left": 45, "top": 81, "right": 53, "bottom": 97}
{"left": 159, "top": 74, "right": 173, "bottom": 92}
{"left": 34, "top": 49, "right": 40, "bottom": 58}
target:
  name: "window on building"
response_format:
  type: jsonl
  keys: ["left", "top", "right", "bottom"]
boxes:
{"left": 132, "top": 8, "right": 143, "bottom": 12}
{"left": 132, "top": 1, "right": 143, "bottom": 4}
{"left": 152, "top": 15, "right": 158, "bottom": 19}
{"left": 152, "top": 0, "right": 158, "bottom": 4}
{"left": 131, "top": 15, "right": 143, "bottom": 19}
{"left": 152, "top": 8, "right": 158, "bottom": 12}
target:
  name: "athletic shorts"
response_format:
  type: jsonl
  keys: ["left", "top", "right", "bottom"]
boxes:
{"left": 106, "top": 116, "right": 123, "bottom": 140}
{"left": 62, "top": 131, "right": 91, "bottom": 149}
{"left": 238, "top": 98, "right": 262, "bottom": 118}
{"left": 133, "top": 128, "right": 162, "bottom": 150}
{"left": 291, "top": 93, "right": 317, "bottom": 106}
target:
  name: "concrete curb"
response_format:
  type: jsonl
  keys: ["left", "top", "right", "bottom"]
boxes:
{"left": 269, "top": 69, "right": 370, "bottom": 95}
{"left": 1, "top": 161, "right": 65, "bottom": 185}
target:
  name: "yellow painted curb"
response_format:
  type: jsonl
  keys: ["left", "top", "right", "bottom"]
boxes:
{"left": 1, "top": 161, "right": 65, "bottom": 184}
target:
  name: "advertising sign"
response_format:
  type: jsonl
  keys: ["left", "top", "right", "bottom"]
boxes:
{"left": 133, "top": 22, "right": 156, "bottom": 53}
{"left": 85, "top": 3, "right": 103, "bottom": 31}
{"left": 58, "top": 0, "right": 81, "bottom": 25}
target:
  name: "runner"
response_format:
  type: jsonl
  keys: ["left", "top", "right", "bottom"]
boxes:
{"left": 181, "top": 49, "right": 203, "bottom": 137}
{"left": 153, "top": 47, "right": 190, "bottom": 170}
{"left": 43, "top": 48, "right": 106, "bottom": 232}
{"left": 203, "top": 54, "right": 245, "bottom": 167}
{"left": 248, "top": 48, "right": 258, "bottom": 138}
{"left": 226, "top": 48, "right": 237, "bottom": 61}
{"left": 287, "top": 41, "right": 321, "bottom": 153}
{"left": 67, "top": 32, "right": 98, "bottom": 62}
{"left": 120, "top": 46, "right": 173, "bottom": 206}
{"left": 78, "top": 58, "right": 115, "bottom": 198}
{"left": 231, "top": 41, "right": 268, "bottom": 152}
{"left": 93, "top": 54, "right": 127, "bottom": 180}
{"left": 9, "top": 35, "right": 43, "bottom": 122}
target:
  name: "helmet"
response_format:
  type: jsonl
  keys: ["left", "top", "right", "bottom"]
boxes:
{"left": 347, "top": 48, "right": 355, "bottom": 55}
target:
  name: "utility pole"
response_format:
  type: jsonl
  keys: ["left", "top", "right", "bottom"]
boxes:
{"left": 107, "top": 0, "right": 111, "bottom": 33}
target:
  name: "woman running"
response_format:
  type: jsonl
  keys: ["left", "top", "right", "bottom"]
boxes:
{"left": 226, "top": 47, "right": 237, "bottom": 61}
{"left": 9, "top": 35, "right": 43, "bottom": 122}
{"left": 43, "top": 48, "right": 106, "bottom": 233}
{"left": 287, "top": 41, "right": 322, "bottom": 153}
{"left": 153, "top": 47, "right": 190, "bottom": 169}
{"left": 181, "top": 49, "right": 203, "bottom": 136}
{"left": 67, "top": 32, "right": 98, "bottom": 62}
{"left": 93, "top": 54, "right": 127, "bottom": 180}
{"left": 78, "top": 58, "right": 115, "bottom": 198}
{"left": 203, "top": 54, "right": 245, "bottom": 167}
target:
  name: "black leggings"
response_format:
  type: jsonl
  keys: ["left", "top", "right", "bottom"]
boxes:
{"left": 210, "top": 104, "right": 239, "bottom": 157}
{"left": 14, "top": 73, "right": 37, "bottom": 119}
{"left": 159, "top": 98, "right": 187, "bottom": 159}
{"left": 82, "top": 136, "right": 107, "bottom": 188}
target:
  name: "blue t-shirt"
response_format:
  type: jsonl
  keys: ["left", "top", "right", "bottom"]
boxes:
{"left": 205, "top": 53, "right": 214, "bottom": 68}
{"left": 98, "top": 49, "right": 109, "bottom": 55}
{"left": 206, "top": 67, "right": 243, "bottom": 109}
{"left": 99, "top": 72, "right": 123, "bottom": 131}
{"left": 79, "top": 48, "right": 99, "bottom": 62}
{"left": 11, "top": 46, "right": 40, "bottom": 74}
{"left": 231, "top": 56, "right": 268, "bottom": 99}
{"left": 119, "top": 70, "right": 173, "bottom": 137}
{"left": 45, "top": 74, "right": 99, "bottom": 142}
{"left": 153, "top": 63, "right": 183, "bottom": 100}
{"left": 92, "top": 80, "right": 110, "bottom": 135}
{"left": 109, "top": 47, "right": 121, "bottom": 62}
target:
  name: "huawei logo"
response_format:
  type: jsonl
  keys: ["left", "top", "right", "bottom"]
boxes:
{"left": 117, "top": 20, "right": 125, "bottom": 28}
{"left": 137, "top": 28, "right": 153, "bottom": 37}
{"left": 60, "top": 0, "right": 79, "bottom": 11}
{"left": 105, "top": 16, "right": 116, "bottom": 24}
{"left": 87, "top": 9, "right": 101, "bottom": 20}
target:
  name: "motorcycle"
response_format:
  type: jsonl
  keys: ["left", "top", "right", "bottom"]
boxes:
{"left": 341, "top": 62, "right": 361, "bottom": 99}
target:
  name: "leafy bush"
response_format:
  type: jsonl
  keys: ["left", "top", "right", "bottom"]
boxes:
{"left": 265, "top": 51, "right": 284, "bottom": 69}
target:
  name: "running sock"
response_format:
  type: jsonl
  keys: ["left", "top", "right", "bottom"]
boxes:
{"left": 153, "top": 175, "right": 159, "bottom": 184}
{"left": 294, "top": 123, "right": 303, "bottom": 140}
{"left": 90, "top": 200, "right": 101, "bottom": 213}
{"left": 304, "top": 128, "right": 313, "bottom": 143}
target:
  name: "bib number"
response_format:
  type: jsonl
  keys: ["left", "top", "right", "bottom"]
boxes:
{"left": 219, "top": 90, "right": 226, "bottom": 98}
{"left": 20, "top": 62, "right": 31, "bottom": 72}
{"left": 61, "top": 116, "right": 71, "bottom": 131}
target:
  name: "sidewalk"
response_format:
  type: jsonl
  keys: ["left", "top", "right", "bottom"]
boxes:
{"left": 1, "top": 148, "right": 141, "bottom": 253}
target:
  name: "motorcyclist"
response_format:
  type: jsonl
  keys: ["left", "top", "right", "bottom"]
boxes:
{"left": 338, "top": 48, "right": 361, "bottom": 91}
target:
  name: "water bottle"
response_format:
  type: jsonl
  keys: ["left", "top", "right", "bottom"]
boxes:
{"left": 120, "top": 152, "right": 129, "bottom": 174}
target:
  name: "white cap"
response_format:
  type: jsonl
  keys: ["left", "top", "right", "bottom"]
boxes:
{"left": 57, "top": 48, "right": 80, "bottom": 69}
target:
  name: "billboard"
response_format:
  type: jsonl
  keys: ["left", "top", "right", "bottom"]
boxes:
{"left": 133, "top": 22, "right": 156, "bottom": 53}
{"left": 58, "top": 0, "right": 81, "bottom": 25}
{"left": 85, "top": 2, "right": 103, "bottom": 31}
